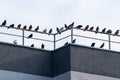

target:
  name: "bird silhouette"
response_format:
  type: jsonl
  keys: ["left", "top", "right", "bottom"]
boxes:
{"left": 67, "top": 22, "right": 74, "bottom": 29}
{"left": 35, "top": 26, "right": 39, "bottom": 31}
{"left": 76, "top": 25, "right": 82, "bottom": 29}
{"left": 41, "top": 43, "right": 44, "bottom": 49}
{"left": 28, "top": 25, "right": 32, "bottom": 30}
{"left": 64, "top": 42, "right": 68, "bottom": 46}
{"left": 31, "top": 44, "right": 34, "bottom": 47}
{"left": 48, "top": 28, "right": 52, "bottom": 35}
{"left": 106, "top": 29, "right": 112, "bottom": 34}
{"left": 64, "top": 24, "right": 68, "bottom": 29}
{"left": 23, "top": 25, "right": 27, "bottom": 30}
{"left": 72, "top": 39, "right": 76, "bottom": 44}
{"left": 13, "top": 40, "right": 17, "bottom": 44}
{"left": 100, "top": 43, "right": 105, "bottom": 48}
{"left": 1, "top": 20, "right": 6, "bottom": 27}
{"left": 27, "top": 33, "right": 33, "bottom": 39}
{"left": 101, "top": 28, "right": 106, "bottom": 33}
{"left": 56, "top": 27, "right": 61, "bottom": 34}
{"left": 95, "top": 26, "right": 99, "bottom": 34}
{"left": 114, "top": 30, "right": 119, "bottom": 36}
{"left": 84, "top": 25, "right": 89, "bottom": 31}
{"left": 17, "top": 24, "right": 21, "bottom": 29}
{"left": 43, "top": 29, "right": 47, "bottom": 33}
{"left": 59, "top": 27, "right": 64, "bottom": 31}
{"left": 8, "top": 24, "right": 14, "bottom": 29}
{"left": 89, "top": 26, "right": 94, "bottom": 31}
{"left": 91, "top": 42, "right": 95, "bottom": 47}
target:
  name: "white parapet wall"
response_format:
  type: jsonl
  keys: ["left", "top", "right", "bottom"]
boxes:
{"left": 71, "top": 71, "right": 120, "bottom": 80}
{"left": 0, "top": 70, "right": 52, "bottom": 80}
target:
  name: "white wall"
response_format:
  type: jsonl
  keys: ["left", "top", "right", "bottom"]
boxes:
{"left": 71, "top": 71, "right": 120, "bottom": 80}
{"left": 0, "top": 70, "right": 52, "bottom": 80}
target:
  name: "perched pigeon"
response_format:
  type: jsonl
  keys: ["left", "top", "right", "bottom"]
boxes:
{"left": 64, "top": 42, "right": 68, "bottom": 46}
{"left": 75, "top": 25, "right": 82, "bottom": 29}
{"left": 101, "top": 28, "right": 106, "bottom": 33}
{"left": 43, "top": 29, "right": 47, "bottom": 33}
{"left": 23, "top": 25, "right": 27, "bottom": 30}
{"left": 1, "top": 20, "right": 6, "bottom": 27}
{"left": 91, "top": 42, "right": 95, "bottom": 47}
{"left": 56, "top": 27, "right": 61, "bottom": 34}
{"left": 48, "top": 28, "right": 52, "bottom": 35}
{"left": 28, "top": 25, "right": 32, "bottom": 30}
{"left": 72, "top": 39, "right": 76, "bottom": 44}
{"left": 89, "top": 26, "right": 94, "bottom": 31}
{"left": 31, "top": 44, "right": 34, "bottom": 47}
{"left": 35, "top": 26, "right": 39, "bottom": 31}
{"left": 114, "top": 30, "right": 119, "bottom": 36}
{"left": 84, "top": 25, "right": 89, "bottom": 31}
{"left": 13, "top": 40, "right": 17, "bottom": 44}
{"left": 8, "top": 24, "right": 14, "bottom": 29}
{"left": 41, "top": 43, "right": 44, "bottom": 49}
{"left": 100, "top": 43, "right": 105, "bottom": 48}
{"left": 27, "top": 33, "right": 33, "bottom": 39}
{"left": 17, "top": 24, "right": 21, "bottom": 29}
{"left": 106, "top": 29, "right": 112, "bottom": 34}
{"left": 95, "top": 26, "right": 99, "bottom": 34}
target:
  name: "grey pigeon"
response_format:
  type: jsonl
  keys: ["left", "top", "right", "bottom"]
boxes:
{"left": 95, "top": 26, "right": 99, "bottom": 34}
{"left": 101, "top": 28, "right": 106, "bottom": 33}
{"left": 27, "top": 33, "right": 33, "bottom": 39}
{"left": 100, "top": 43, "right": 105, "bottom": 48}
{"left": 91, "top": 42, "right": 95, "bottom": 47}
{"left": 84, "top": 25, "right": 89, "bottom": 31}
{"left": 1, "top": 20, "right": 6, "bottom": 27}
{"left": 35, "top": 26, "right": 39, "bottom": 31}
{"left": 41, "top": 43, "right": 44, "bottom": 49}
{"left": 17, "top": 24, "right": 21, "bottom": 29}
{"left": 114, "top": 30, "right": 119, "bottom": 36}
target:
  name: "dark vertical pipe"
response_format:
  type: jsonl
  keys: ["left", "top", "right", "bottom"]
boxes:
{"left": 22, "top": 30, "right": 24, "bottom": 46}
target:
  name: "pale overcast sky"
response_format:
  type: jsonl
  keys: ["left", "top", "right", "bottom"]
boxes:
{"left": 0, "top": 0, "right": 120, "bottom": 51}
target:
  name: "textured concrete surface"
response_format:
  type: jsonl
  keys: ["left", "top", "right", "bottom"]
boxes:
{"left": 70, "top": 44, "right": 120, "bottom": 78}
{"left": 0, "top": 42, "right": 52, "bottom": 77}
{"left": 1, "top": 42, "right": 120, "bottom": 79}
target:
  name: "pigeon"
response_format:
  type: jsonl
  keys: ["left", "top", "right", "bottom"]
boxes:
{"left": 27, "top": 33, "right": 33, "bottom": 39}
{"left": 13, "top": 40, "right": 17, "bottom": 44}
{"left": 106, "top": 29, "right": 112, "bottom": 34}
{"left": 75, "top": 25, "right": 82, "bottom": 29}
{"left": 64, "top": 24, "right": 68, "bottom": 29}
{"left": 28, "top": 25, "right": 32, "bottom": 30}
{"left": 31, "top": 44, "right": 34, "bottom": 47}
{"left": 101, "top": 28, "right": 106, "bottom": 33}
{"left": 100, "top": 43, "right": 105, "bottom": 48}
{"left": 8, "top": 24, "right": 14, "bottom": 29}
{"left": 95, "top": 26, "right": 99, "bottom": 34}
{"left": 23, "top": 25, "right": 27, "bottom": 30}
{"left": 35, "top": 26, "right": 39, "bottom": 31}
{"left": 17, "top": 24, "right": 21, "bottom": 29}
{"left": 43, "top": 29, "right": 47, "bottom": 33}
{"left": 91, "top": 42, "right": 95, "bottom": 47}
{"left": 67, "top": 22, "right": 74, "bottom": 29}
{"left": 114, "top": 30, "right": 119, "bottom": 36}
{"left": 72, "top": 39, "right": 76, "bottom": 44}
{"left": 56, "top": 27, "right": 61, "bottom": 34}
{"left": 84, "top": 25, "right": 89, "bottom": 31}
{"left": 64, "top": 42, "right": 68, "bottom": 46}
{"left": 89, "top": 26, "right": 94, "bottom": 31}
{"left": 1, "top": 20, "right": 6, "bottom": 27}
{"left": 48, "top": 28, "right": 52, "bottom": 35}
{"left": 41, "top": 43, "right": 44, "bottom": 49}
{"left": 59, "top": 27, "right": 64, "bottom": 31}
